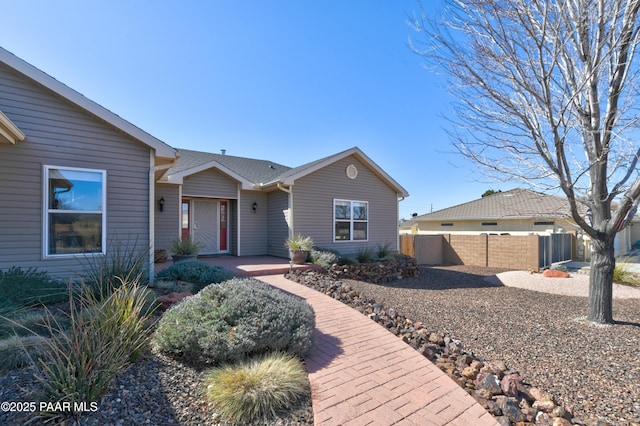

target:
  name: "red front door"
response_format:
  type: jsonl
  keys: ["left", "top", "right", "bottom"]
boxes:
{"left": 219, "top": 201, "right": 228, "bottom": 251}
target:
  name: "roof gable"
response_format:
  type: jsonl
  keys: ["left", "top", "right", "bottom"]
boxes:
{"left": 413, "top": 188, "right": 581, "bottom": 222}
{"left": 267, "top": 147, "right": 409, "bottom": 197}
{"left": 0, "top": 47, "right": 176, "bottom": 160}
{"left": 163, "top": 147, "right": 408, "bottom": 197}
{"left": 162, "top": 149, "right": 290, "bottom": 188}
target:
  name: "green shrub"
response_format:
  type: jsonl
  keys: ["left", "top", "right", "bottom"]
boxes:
{"left": 613, "top": 257, "right": 639, "bottom": 285}
{"left": 154, "top": 278, "right": 315, "bottom": 365}
{"left": 310, "top": 248, "right": 340, "bottom": 267}
{"left": 550, "top": 264, "right": 569, "bottom": 272}
{"left": 205, "top": 352, "right": 309, "bottom": 423}
{"left": 155, "top": 261, "right": 234, "bottom": 293}
{"left": 0, "top": 335, "right": 50, "bottom": 372}
{"left": 285, "top": 234, "right": 314, "bottom": 251}
{"left": 150, "top": 279, "right": 192, "bottom": 295}
{"left": 35, "top": 278, "right": 156, "bottom": 413}
{"left": 375, "top": 242, "right": 393, "bottom": 259}
{"left": 80, "top": 237, "right": 149, "bottom": 298}
{"left": 0, "top": 267, "right": 67, "bottom": 308}
{"left": 169, "top": 237, "right": 204, "bottom": 255}
{"left": 0, "top": 309, "right": 70, "bottom": 339}
{"left": 355, "top": 246, "right": 375, "bottom": 263}
{"left": 339, "top": 256, "right": 359, "bottom": 266}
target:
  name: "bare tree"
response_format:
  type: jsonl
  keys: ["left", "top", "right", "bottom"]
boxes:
{"left": 411, "top": 0, "right": 640, "bottom": 324}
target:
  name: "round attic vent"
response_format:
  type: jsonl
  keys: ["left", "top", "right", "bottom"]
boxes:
{"left": 346, "top": 164, "right": 358, "bottom": 179}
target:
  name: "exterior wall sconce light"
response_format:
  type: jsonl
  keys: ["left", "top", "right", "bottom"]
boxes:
{"left": 158, "top": 197, "right": 165, "bottom": 212}
{"left": 252, "top": 202, "right": 258, "bottom": 213}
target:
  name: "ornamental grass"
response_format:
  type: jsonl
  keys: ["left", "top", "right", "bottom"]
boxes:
{"left": 204, "top": 352, "right": 309, "bottom": 423}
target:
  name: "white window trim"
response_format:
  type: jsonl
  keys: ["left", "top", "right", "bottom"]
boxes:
{"left": 333, "top": 199, "right": 369, "bottom": 242}
{"left": 43, "top": 165, "right": 107, "bottom": 258}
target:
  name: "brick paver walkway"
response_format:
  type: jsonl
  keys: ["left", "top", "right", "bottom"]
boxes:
{"left": 257, "top": 274, "right": 499, "bottom": 426}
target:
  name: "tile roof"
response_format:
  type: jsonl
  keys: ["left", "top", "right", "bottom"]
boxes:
{"left": 410, "top": 188, "right": 582, "bottom": 222}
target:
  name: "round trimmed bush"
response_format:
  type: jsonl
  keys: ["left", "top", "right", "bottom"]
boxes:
{"left": 153, "top": 278, "right": 315, "bottom": 365}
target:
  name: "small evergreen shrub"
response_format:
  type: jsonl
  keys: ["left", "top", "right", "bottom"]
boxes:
{"left": 154, "top": 278, "right": 315, "bottom": 365}
{"left": 205, "top": 352, "right": 309, "bottom": 423}
{"left": 310, "top": 248, "right": 340, "bottom": 267}
{"left": 0, "top": 335, "right": 50, "bottom": 372}
{"left": 550, "top": 264, "right": 569, "bottom": 272}
{"left": 339, "top": 256, "right": 359, "bottom": 266}
{"left": 0, "top": 267, "right": 67, "bottom": 308}
{"left": 375, "top": 242, "right": 393, "bottom": 259}
{"left": 150, "top": 279, "right": 192, "bottom": 295}
{"left": 355, "top": 246, "right": 375, "bottom": 264}
{"left": 0, "top": 309, "right": 70, "bottom": 339}
{"left": 155, "top": 261, "right": 234, "bottom": 293}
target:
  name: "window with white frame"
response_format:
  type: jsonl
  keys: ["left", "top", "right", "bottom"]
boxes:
{"left": 45, "top": 166, "right": 106, "bottom": 256}
{"left": 334, "top": 199, "right": 368, "bottom": 241}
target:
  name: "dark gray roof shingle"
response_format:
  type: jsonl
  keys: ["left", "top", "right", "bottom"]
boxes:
{"left": 167, "top": 149, "right": 291, "bottom": 185}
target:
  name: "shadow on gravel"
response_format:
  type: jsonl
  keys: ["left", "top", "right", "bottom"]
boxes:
{"left": 613, "top": 319, "right": 640, "bottom": 328}
{"left": 378, "top": 265, "right": 509, "bottom": 291}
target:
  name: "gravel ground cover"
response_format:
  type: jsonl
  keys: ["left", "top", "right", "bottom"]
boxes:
{"left": 342, "top": 265, "right": 640, "bottom": 425}
{"left": 0, "top": 341, "right": 313, "bottom": 425}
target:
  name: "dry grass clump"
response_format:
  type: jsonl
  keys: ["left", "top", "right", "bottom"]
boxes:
{"left": 204, "top": 352, "right": 309, "bottom": 423}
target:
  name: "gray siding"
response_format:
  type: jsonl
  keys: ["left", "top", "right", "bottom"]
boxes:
{"left": 229, "top": 200, "right": 238, "bottom": 255}
{"left": 239, "top": 191, "right": 268, "bottom": 255}
{"left": 154, "top": 183, "right": 181, "bottom": 251}
{"left": 267, "top": 190, "right": 290, "bottom": 258}
{"left": 0, "top": 63, "right": 152, "bottom": 280}
{"left": 291, "top": 155, "right": 399, "bottom": 256}
{"left": 182, "top": 169, "right": 238, "bottom": 199}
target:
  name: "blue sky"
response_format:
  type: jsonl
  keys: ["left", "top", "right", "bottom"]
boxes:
{"left": 0, "top": 1, "right": 509, "bottom": 219}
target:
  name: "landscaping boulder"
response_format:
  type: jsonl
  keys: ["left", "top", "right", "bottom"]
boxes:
{"left": 157, "top": 291, "right": 192, "bottom": 310}
{"left": 542, "top": 269, "right": 571, "bottom": 278}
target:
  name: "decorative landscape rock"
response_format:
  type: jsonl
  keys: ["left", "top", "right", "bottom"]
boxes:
{"left": 542, "top": 269, "right": 571, "bottom": 278}
{"left": 327, "top": 258, "right": 420, "bottom": 283}
{"left": 285, "top": 268, "right": 580, "bottom": 426}
{"left": 157, "top": 291, "right": 192, "bottom": 310}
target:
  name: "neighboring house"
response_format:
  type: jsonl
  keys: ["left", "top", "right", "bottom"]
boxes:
{"left": 401, "top": 188, "right": 585, "bottom": 236}
{"left": 155, "top": 147, "right": 409, "bottom": 260}
{"left": 0, "top": 46, "right": 409, "bottom": 281}
{"left": 401, "top": 188, "right": 640, "bottom": 258}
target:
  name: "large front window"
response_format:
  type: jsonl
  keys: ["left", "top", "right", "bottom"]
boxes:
{"left": 334, "top": 199, "right": 368, "bottom": 241}
{"left": 45, "top": 166, "right": 106, "bottom": 256}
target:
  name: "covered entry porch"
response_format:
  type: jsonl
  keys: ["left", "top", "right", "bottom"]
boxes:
{"left": 180, "top": 197, "right": 233, "bottom": 255}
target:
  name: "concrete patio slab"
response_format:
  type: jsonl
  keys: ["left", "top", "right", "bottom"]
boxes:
{"left": 154, "top": 255, "right": 320, "bottom": 277}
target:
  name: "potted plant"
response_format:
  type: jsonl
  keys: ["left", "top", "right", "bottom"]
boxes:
{"left": 170, "top": 237, "right": 203, "bottom": 263}
{"left": 285, "top": 234, "right": 314, "bottom": 264}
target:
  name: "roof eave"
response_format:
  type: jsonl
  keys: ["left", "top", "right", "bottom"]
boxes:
{"left": 166, "top": 159, "right": 256, "bottom": 189}
{"left": 0, "top": 110, "right": 25, "bottom": 144}
{"left": 276, "top": 147, "right": 409, "bottom": 196}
